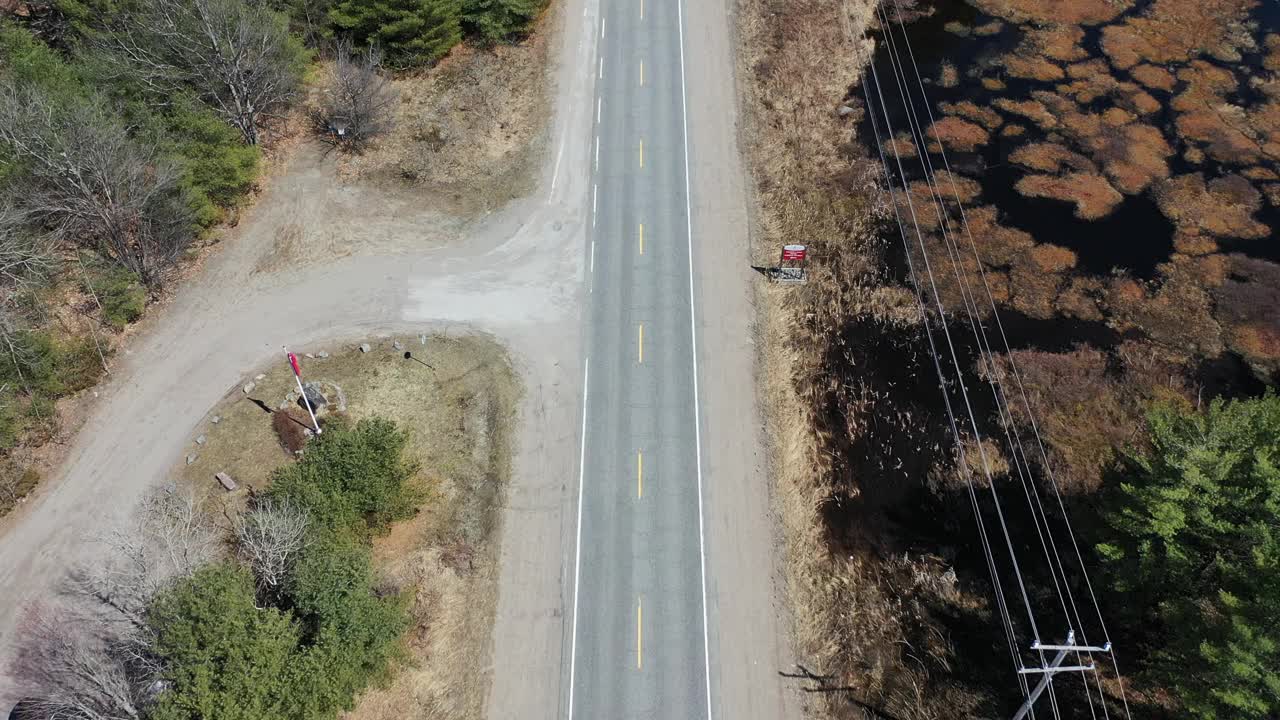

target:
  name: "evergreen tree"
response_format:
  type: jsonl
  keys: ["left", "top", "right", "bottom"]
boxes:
{"left": 462, "top": 0, "right": 546, "bottom": 43}
{"left": 147, "top": 565, "right": 306, "bottom": 720}
{"left": 1097, "top": 395, "right": 1280, "bottom": 719}
{"left": 328, "top": 0, "right": 461, "bottom": 66}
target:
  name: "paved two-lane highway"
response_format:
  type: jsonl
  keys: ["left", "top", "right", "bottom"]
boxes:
{"left": 568, "top": 0, "right": 711, "bottom": 716}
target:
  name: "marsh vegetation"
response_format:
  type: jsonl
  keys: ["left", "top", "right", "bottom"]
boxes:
{"left": 743, "top": 0, "right": 1280, "bottom": 718}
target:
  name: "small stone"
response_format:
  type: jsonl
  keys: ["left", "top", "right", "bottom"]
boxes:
{"left": 305, "top": 353, "right": 315, "bottom": 359}
{"left": 837, "top": 104, "right": 857, "bottom": 116}
{"left": 211, "top": 415, "right": 221, "bottom": 424}
{"left": 242, "top": 382, "right": 256, "bottom": 394}
{"left": 278, "top": 401, "right": 290, "bottom": 410}
{"left": 195, "top": 435, "right": 206, "bottom": 445}
{"left": 254, "top": 374, "right": 265, "bottom": 381}
{"left": 418, "top": 334, "right": 427, "bottom": 345}
{"left": 215, "top": 472, "right": 238, "bottom": 491}
{"left": 186, "top": 454, "right": 197, "bottom": 465}
{"left": 359, "top": 343, "right": 371, "bottom": 353}
{"left": 393, "top": 340, "right": 404, "bottom": 351}
{"left": 318, "top": 351, "right": 330, "bottom": 358}
{"left": 303, "top": 428, "right": 314, "bottom": 437}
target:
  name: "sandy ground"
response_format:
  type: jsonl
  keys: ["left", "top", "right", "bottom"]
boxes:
{"left": 0, "top": 0, "right": 801, "bottom": 717}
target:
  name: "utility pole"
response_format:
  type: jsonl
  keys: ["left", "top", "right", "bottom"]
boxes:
{"left": 1011, "top": 630, "right": 1111, "bottom": 720}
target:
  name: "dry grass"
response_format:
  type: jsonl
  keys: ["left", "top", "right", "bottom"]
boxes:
{"left": 1130, "top": 64, "right": 1176, "bottom": 91}
{"left": 1009, "top": 142, "right": 1094, "bottom": 173}
{"left": 993, "top": 97, "right": 1057, "bottom": 129}
{"left": 177, "top": 334, "right": 519, "bottom": 720}
{"left": 338, "top": 24, "right": 553, "bottom": 216}
{"left": 739, "top": 0, "right": 994, "bottom": 717}
{"left": 938, "top": 100, "right": 1003, "bottom": 129}
{"left": 1214, "top": 255, "right": 1280, "bottom": 377}
{"left": 969, "top": 0, "right": 1131, "bottom": 25}
{"left": 925, "top": 116, "right": 989, "bottom": 152}
{"left": 1014, "top": 172, "right": 1123, "bottom": 219}
{"left": 1155, "top": 172, "right": 1269, "bottom": 239}
{"left": 1100, "top": 0, "right": 1258, "bottom": 69}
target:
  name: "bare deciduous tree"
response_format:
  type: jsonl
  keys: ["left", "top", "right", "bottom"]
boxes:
{"left": 72, "top": 485, "right": 219, "bottom": 628}
{"left": 94, "top": 0, "right": 304, "bottom": 145}
{"left": 11, "top": 605, "right": 156, "bottom": 720}
{"left": 311, "top": 42, "right": 397, "bottom": 150}
{"left": 233, "top": 497, "right": 309, "bottom": 592}
{"left": 0, "top": 204, "right": 54, "bottom": 290}
{"left": 0, "top": 83, "right": 193, "bottom": 289}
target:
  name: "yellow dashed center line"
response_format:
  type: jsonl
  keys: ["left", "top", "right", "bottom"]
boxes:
{"left": 639, "top": 138, "right": 644, "bottom": 169}
{"left": 637, "top": 324, "right": 644, "bottom": 363}
{"left": 638, "top": 223, "right": 644, "bottom": 255}
{"left": 640, "top": 0, "right": 644, "bottom": 20}
{"left": 640, "top": 60, "right": 645, "bottom": 87}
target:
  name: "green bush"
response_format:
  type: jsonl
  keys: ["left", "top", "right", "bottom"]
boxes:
{"left": 287, "top": 531, "right": 409, "bottom": 712}
{"left": 0, "top": 329, "right": 104, "bottom": 398}
{"left": 161, "top": 97, "right": 261, "bottom": 227}
{"left": 268, "top": 416, "right": 422, "bottom": 535}
{"left": 1097, "top": 395, "right": 1280, "bottom": 719}
{"left": 148, "top": 564, "right": 308, "bottom": 720}
{"left": 81, "top": 259, "right": 146, "bottom": 329}
{"left": 0, "top": 388, "right": 23, "bottom": 451}
{"left": 328, "top": 0, "right": 462, "bottom": 66}
{"left": 462, "top": 0, "right": 546, "bottom": 43}
{"left": 0, "top": 22, "right": 85, "bottom": 100}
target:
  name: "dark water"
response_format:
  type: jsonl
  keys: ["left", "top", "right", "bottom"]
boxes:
{"left": 858, "top": 0, "right": 1280, "bottom": 393}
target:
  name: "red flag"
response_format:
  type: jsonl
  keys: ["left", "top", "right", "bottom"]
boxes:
{"left": 288, "top": 352, "right": 301, "bottom": 377}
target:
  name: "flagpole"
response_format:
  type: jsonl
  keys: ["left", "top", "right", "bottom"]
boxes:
{"left": 284, "top": 346, "right": 322, "bottom": 435}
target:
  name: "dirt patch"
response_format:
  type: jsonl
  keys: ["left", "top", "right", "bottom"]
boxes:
{"left": 338, "top": 26, "right": 553, "bottom": 218}
{"left": 176, "top": 334, "right": 519, "bottom": 720}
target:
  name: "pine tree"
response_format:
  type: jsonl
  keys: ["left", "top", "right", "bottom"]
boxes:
{"left": 1097, "top": 395, "right": 1280, "bottom": 719}
{"left": 462, "top": 0, "right": 546, "bottom": 43}
{"left": 328, "top": 0, "right": 462, "bottom": 66}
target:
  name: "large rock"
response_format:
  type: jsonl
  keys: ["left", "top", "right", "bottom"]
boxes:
{"left": 298, "top": 382, "right": 328, "bottom": 412}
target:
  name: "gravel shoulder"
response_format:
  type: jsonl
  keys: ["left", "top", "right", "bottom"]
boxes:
{"left": 685, "top": 0, "right": 805, "bottom": 717}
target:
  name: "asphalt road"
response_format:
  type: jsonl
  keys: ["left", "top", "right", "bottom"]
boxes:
{"left": 568, "top": 0, "right": 712, "bottom": 717}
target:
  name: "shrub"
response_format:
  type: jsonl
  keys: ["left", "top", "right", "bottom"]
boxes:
{"left": 147, "top": 564, "right": 307, "bottom": 720}
{"left": 161, "top": 98, "right": 261, "bottom": 227}
{"left": 462, "top": 0, "right": 547, "bottom": 43}
{"left": 328, "top": 0, "right": 462, "bottom": 67}
{"left": 81, "top": 259, "right": 146, "bottom": 329}
{"left": 267, "top": 416, "right": 421, "bottom": 535}
{"left": 0, "top": 328, "right": 104, "bottom": 401}
{"left": 286, "top": 531, "right": 408, "bottom": 711}
{"left": 1097, "top": 395, "right": 1280, "bottom": 719}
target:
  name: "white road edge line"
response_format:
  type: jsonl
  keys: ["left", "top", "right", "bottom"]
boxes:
{"left": 599, "top": 56, "right": 603, "bottom": 79}
{"left": 592, "top": 183, "right": 598, "bottom": 227}
{"left": 676, "top": 0, "right": 715, "bottom": 717}
{"left": 567, "top": 357, "right": 590, "bottom": 720}
{"left": 594, "top": 135, "right": 600, "bottom": 172}
{"left": 549, "top": 133, "right": 567, "bottom": 201}
{"left": 597, "top": 97, "right": 602, "bottom": 124}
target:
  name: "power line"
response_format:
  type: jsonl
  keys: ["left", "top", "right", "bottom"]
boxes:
{"left": 854, "top": 1, "right": 1138, "bottom": 717}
